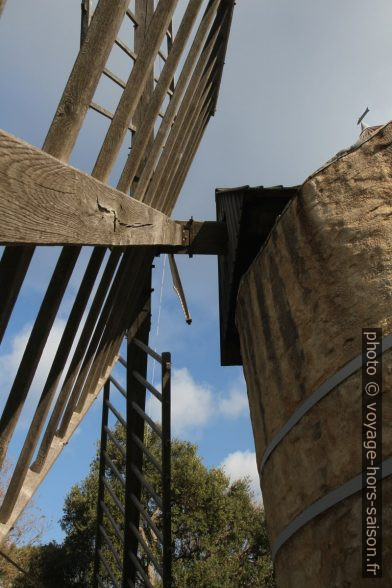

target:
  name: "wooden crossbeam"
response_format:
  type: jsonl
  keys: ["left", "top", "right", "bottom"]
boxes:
{"left": 0, "top": 130, "right": 179, "bottom": 247}
{"left": 0, "top": 130, "right": 226, "bottom": 253}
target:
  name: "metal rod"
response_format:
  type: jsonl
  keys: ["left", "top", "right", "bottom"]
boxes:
{"left": 100, "top": 500, "right": 124, "bottom": 543}
{"left": 131, "top": 401, "right": 162, "bottom": 438}
{"left": 134, "top": 338, "right": 162, "bottom": 363}
{"left": 162, "top": 351, "right": 172, "bottom": 587}
{"left": 105, "top": 426, "right": 126, "bottom": 459}
{"left": 102, "top": 477, "right": 125, "bottom": 516}
{"left": 104, "top": 452, "right": 126, "bottom": 487}
{"left": 123, "top": 306, "right": 151, "bottom": 587}
{"left": 131, "top": 464, "right": 163, "bottom": 509}
{"left": 93, "top": 381, "right": 110, "bottom": 587}
{"left": 106, "top": 400, "right": 127, "bottom": 429}
{"left": 109, "top": 375, "right": 127, "bottom": 399}
{"left": 98, "top": 551, "right": 120, "bottom": 588}
{"left": 129, "top": 521, "right": 163, "bottom": 575}
{"left": 99, "top": 524, "right": 122, "bottom": 570}
{"left": 133, "top": 371, "right": 162, "bottom": 401}
{"left": 129, "top": 552, "right": 155, "bottom": 588}
{"left": 130, "top": 493, "right": 163, "bottom": 544}
{"left": 131, "top": 432, "right": 163, "bottom": 474}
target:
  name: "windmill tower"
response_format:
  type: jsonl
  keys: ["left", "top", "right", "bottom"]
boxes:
{"left": 217, "top": 122, "right": 392, "bottom": 586}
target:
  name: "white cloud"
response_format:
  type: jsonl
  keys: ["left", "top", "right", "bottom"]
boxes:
{"left": 0, "top": 319, "right": 67, "bottom": 428}
{"left": 149, "top": 368, "right": 250, "bottom": 437}
{"left": 218, "top": 378, "right": 249, "bottom": 419}
{"left": 220, "top": 450, "right": 261, "bottom": 503}
{"left": 150, "top": 367, "right": 214, "bottom": 436}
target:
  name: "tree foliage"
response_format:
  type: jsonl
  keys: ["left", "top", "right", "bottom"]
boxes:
{"left": 2, "top": 425, "right": 275, "bottom": 587}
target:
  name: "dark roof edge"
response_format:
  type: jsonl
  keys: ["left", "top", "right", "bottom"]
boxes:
{"left": 215, "top": 184, "right": 300, "bottom": 195}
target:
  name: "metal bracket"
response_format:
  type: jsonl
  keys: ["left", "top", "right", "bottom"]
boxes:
{"left": 181, "top": 216, "right": 194, "bottom": 258}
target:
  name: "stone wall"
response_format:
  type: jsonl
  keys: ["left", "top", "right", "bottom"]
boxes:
{"left": 236, "top": 122, "right": 392, "bottom": 586}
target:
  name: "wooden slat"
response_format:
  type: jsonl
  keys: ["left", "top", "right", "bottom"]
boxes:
{"left": 0, "top": 304, "right": 150, "bottom": 545}
{"left": 32, "top": 252, "right": 136, "bottom": 470}
{"left": 167, "top": 112, "right": 211, "bottom": 215}
{"left": 0, "top": 130, "right": 184, "bottom": 248}
{"left": 117, "top": 0, "right": 204, "bottom": 193}
{"left": 0, "top": 0, "right": 129, "bottom": 356}
{"left": 0, "top": 246, "right": 34, "bottom": 344}
{"left": 90, "top": 102, "right": 137, "bottom": 133}
{"left": 114, "top": 37, "right": 137, "bottom": 61}
{"left": 143, "top": 44, "right": 221, "bottom": 207}
{"left": 0, "top": 248, "right": 106, "bottom": 523}
{"left": 31, "top": 250, "right": 122, "bottom": 472}
{"left": 128, "top": 0, "right": 223, "bottom": 202}
{"left": 92, "top": 0, "right": 180, "bottom": 183}
{"left": 74, "top": 253, "right": 151, "bottom": 415}
{"left": 103, "top": 67, "right": 126, "bottom": 89}
{"left": 43, "top": 0, "right": 131, "bottom": 161}
{"left": 0, "top": 247, "right": 79, "bottom": 469}
{"left": 159, "top": 66, "right": 220, "bottom": 212}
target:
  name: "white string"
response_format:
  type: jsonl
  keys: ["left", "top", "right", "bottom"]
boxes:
{"left": 147, "top": 254, "right": 167, "bottom": 415}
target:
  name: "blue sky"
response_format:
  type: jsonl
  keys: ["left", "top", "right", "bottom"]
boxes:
{"left": 1, "top": 0, "right": 392, "bottom": 543}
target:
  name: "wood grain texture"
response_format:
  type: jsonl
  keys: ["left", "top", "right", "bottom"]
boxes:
{"left": 43, "top": 0, "right": 130, "bottom": 161}
{"left": 92, "top": 0, "right": 180, "bottom": 183}
{"left": 236, "top": 122, "right": 392, "bottom": 587}
{"left": 116, "top": 0, "right": 204, "bottom": 193}
{"left": 0, "top": 130, "right": 182, "bottom": 247}
{"left": 128, "top": 0, "right": 222, "bottom": 201}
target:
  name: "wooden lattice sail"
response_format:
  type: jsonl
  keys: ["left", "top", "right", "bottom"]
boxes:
{"left": 0, "top": 0, "right": 234, "bottom": 544}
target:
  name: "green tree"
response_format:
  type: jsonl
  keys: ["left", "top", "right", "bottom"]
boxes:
{"left": 9, "top": 425, "right": 276, "bottom": 587}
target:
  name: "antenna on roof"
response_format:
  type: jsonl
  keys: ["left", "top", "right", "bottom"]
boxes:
{"left": 357, "top": 107, "right": 370, "bottom": 126}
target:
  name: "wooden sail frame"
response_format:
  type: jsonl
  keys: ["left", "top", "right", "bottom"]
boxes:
{"left": 0, "top": 0, "right": 234, "bottom": 542}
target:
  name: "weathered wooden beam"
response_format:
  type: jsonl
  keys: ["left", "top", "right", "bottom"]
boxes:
{"left": 164, "top": 100, "right": 213, "bottom": 216}
{"left": 158, "top": 67, "right": 219, "bottom": 212}
{"left": 135, "top": 1, "right": 226, "bottom": 206}
{"left": 44, "top": 0, "right": 130, "bottom": 161}
{"left": 0, "top": 247, "right": 79, "bottom": 470}
{"left": 92, "top": 0, "right": 180, "bottom": 183}
{"left": 0, "top": 246, "right": 34, "bottom": 344}
{"left": 0, "top": 0, "right": 129, "bottom": 348}
{"left": 117, "top": 0, "right": 204, "bottom": 193}
{"left": 147, "top": 56, "right": 219, "bottom": 208}
{"left": 0, "top": 305, "right": 150, "bottom": 544}
{"left": 123, "top": 0, "right": 222, "bottom": 199}
{"left": 0, "top": 248, "right": 106, "bottom": 523}
{"left": 31, "top": 251, "right": 122, "bottom": 471}
{"left": 0, "top": 130, "right": 182, "bottom": 248}
{"left": 0, "top": 130, "right": 226, "bottom": 253}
